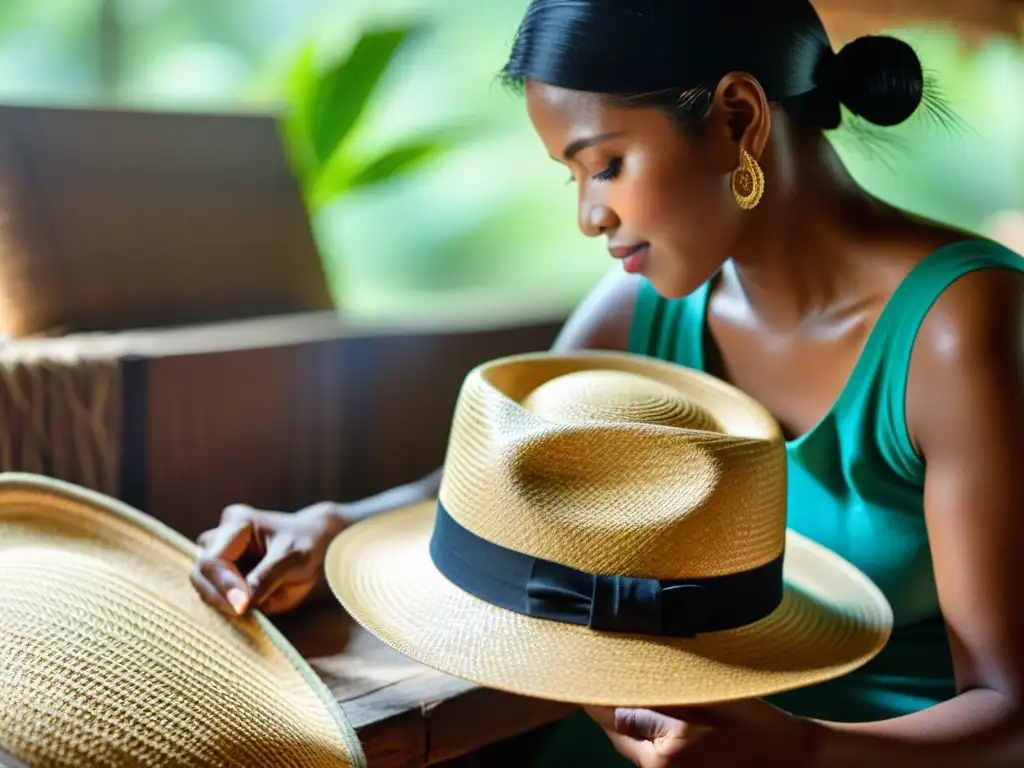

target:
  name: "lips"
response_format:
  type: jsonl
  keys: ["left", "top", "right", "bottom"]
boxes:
{"left": 609, "top": 243, "right": 649, "bottom": 274}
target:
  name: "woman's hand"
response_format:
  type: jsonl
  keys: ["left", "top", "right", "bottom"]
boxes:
{"left": 190, "top": 502, "right": 348, "bottom": 618}
{"left": 585, "top": 698, "right": 823, "bottom": 768}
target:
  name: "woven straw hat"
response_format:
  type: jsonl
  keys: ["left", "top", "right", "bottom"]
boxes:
{"left": 326, "top": 351, "right": 893, "bottom": 707}
{"left": 0, "top": 473, "right": 365, "bottom": 768}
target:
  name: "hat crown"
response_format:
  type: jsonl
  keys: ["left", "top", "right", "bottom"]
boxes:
{"left": 521, "top": 369, "right": 723, "bottom": 433}
{"left": 438, "top": 352, "right": 788, "bottom": 581}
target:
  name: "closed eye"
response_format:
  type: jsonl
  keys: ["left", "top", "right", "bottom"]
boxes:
{"left": 565, "top": 157, "right": 623, "bottom": 186}
{"left": 593, "top": 157, "right": 622, "bottom": 182}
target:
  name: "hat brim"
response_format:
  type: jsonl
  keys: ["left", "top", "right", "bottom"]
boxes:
{"left": 0, "top": 473, "right": 365, "bottom": 768}
{"left": 325, "top": 499, "right": 893, "bottom": 708}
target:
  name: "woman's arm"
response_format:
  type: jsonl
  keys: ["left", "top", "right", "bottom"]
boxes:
{"left": 808, "top": 267, "right": 1024, "bottom": 766}
{"left": 193, "top": 269, "right": 642, "bottom": 615}
{"left": 584, "top": 267, "right": 1024, "bottom": 768}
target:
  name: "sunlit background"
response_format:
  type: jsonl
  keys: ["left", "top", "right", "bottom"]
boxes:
{"left": 1, "top": 0, "right": 1021, "bottom": 322}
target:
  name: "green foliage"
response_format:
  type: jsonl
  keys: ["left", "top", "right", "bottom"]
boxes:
{"left": 307, "top": 133, "right": 453, "bottom": 212}
{"left": 1, "top": 0, "right": 1015, "bottom": 319}
{"left": 280, "top": 24, "right": 451, "bottom": 214}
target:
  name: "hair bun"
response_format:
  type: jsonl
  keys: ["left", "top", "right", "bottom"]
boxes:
{"left": 826, "top": 35, "right": 924, "bottom": 127}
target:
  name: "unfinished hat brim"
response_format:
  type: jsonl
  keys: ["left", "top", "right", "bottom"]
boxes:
{"left": 0, "top": 473, "right": 365, "bottom": 768}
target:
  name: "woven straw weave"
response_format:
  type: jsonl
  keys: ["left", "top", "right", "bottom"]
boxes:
{"left": 0, "top": 344, "right": 121, "bottom": 496}
{"left": 326, "top": 351, "right": 893, "bottom": 707}
{"left": 0, "top": 474, "right": 364, "bottom": 768}
{"left": 438, "top": 352, "right": 788, "bottom": 579}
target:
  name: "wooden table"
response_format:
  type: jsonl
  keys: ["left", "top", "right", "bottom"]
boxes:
{"left": 276, "top": 604, "right": 576, "bottom": 768}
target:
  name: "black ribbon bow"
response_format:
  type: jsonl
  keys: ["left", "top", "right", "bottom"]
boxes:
{"left": 429, "top": 502, "right": 784, "bottom": 638}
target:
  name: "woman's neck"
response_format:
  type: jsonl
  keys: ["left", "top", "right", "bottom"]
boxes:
{"left": 725, "top": 123, "right": 906, "bottom": 329}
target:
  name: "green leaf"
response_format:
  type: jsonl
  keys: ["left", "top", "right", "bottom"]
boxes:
{"left": 309, "top": 26, "right": 416, "bottom": 169}
{"left": 280, "top": 41, "right": 319, "bottom": 184}
{"left": 306, "top": 145, "right": 359, "bottom": 213}
{"left": 308, "top": 138, "right": 450, "bottom": 213}
{"left": 348, "top": 140, "right": 448, "bottom": 189}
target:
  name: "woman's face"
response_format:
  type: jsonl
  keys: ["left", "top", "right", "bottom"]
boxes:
{"left": 525, "top": 80, "right": 745, "bottom": 299}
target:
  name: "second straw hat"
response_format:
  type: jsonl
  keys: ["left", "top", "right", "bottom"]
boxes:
{"left": 0, "top": 473, "right": 365, "bottom": 768}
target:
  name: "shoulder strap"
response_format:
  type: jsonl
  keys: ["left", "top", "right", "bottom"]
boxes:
{"left": 874, "top": 239, "right": 1024, "bottom": 484}
{"left": 628, "top": 278, "right": 711, "bottom": 370}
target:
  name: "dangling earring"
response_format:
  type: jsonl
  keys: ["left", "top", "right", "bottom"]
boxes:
{"left": 731, "top": 148, "right": 765, "bottom": 210}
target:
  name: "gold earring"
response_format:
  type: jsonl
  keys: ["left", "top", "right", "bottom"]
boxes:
{"left": 731, "top": 148, "right": 765, "bottom": 210}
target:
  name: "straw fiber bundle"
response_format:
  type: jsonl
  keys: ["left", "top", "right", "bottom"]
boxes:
{"left": 0, "top": 345, "right": 121, "bottom": 496}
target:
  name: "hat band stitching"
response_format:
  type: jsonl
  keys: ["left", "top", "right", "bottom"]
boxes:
{"left": 429, "top": 502, "right": 784, "bottom": 638}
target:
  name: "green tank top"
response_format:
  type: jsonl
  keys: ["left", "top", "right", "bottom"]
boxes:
{"left": 628, "top": 238, "right": 1024, "bottom": 722}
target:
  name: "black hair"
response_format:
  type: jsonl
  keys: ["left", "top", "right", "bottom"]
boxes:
{"left": 500, "top": 0, "right": 936, "bottom": 133}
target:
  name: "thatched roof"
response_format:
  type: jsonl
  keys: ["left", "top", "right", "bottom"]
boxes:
{"left": 815, "top": 0, "right": 1024, "bottom": 42}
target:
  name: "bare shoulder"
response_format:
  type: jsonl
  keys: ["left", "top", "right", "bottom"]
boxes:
{"left": 913, "top": 262, "right": 1024, "bottom": 365}
{"left": 901, "top": 256, "right": 1024, "bottom": 698}
{"left": 906, "top": 261, "right": 1024, "bottom": 457}
{"left": 551, "top": 267, "right": 644, "bottom": 353}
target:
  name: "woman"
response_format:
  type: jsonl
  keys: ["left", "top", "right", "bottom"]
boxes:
{"left": 192, "top": 1, "right": 1024, "bottom": 765}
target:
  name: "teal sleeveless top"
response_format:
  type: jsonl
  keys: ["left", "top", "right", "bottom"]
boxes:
{"left": 627, "top": 238, "right": 1024, "bottom": 722}
{"left": 529, "top": 239, "right": 1023, "bottom": 767}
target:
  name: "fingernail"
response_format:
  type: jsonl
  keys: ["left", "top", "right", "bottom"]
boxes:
{"left": 226, "top": 587, "right": 249, "bottom": 615}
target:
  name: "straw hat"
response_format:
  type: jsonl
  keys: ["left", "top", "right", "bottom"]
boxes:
{"left": 326, "top": 351, "right": 893, "bottom": 707}
{"left": 0, "top": 473, "right": 365, "bottom": 768}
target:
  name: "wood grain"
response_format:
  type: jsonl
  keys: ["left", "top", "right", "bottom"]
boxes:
{"left": 0, "top": 104, "right": 333, "bottom": 337}
{"left": 276, "top": 604, "right": 575, "bottom": 768}
{"left": 139, "top": 314, "right": 563, "bottom": 540}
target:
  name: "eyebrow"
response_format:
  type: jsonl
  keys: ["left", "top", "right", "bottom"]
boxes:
{"left": 559, "top": 132, "right": 623, "bottom": 162}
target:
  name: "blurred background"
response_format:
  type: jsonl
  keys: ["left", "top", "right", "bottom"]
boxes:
{"left": 0, "top": 0, "right": 1020, "bottom": 323}
{"left": 0, "top": 9, "right": 1020, "bottom": 760}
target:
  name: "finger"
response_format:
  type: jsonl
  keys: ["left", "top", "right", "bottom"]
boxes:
{"left": 614, "top": 708, "right": 671, "bottom": 741}
{"left": 245, "top": 537, "right": 308, "bottom": 606}
{"left": 191, "top": 557, "right": 251, "bottom": 617}
{"left": 653, "top": 699, "right": 772, "bottom": 728}
{"left": 585, "top": 708, "right": 654, "bottom": 768}
{"left": 615, "top": 708, "right": 700, "bottom": 753}
{"left": 202, "top": 515, "right": 256, "bottom": 564}
{"left": 257, "top": 581, "right": 317, "bottom": 615}
{"left": 647, "top": 705, "right": 719, "bottom": 728}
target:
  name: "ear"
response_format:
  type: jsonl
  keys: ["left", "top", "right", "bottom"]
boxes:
{"left": 703, "top": 72, "right": 772, "bottom": 170}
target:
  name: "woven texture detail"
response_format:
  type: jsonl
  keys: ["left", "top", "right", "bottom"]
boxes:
{"left": 327, "top": 352, "right": 893, "bottom": 707}
{"left": 0, "top": 477, "right": 364, "bottom": 768}
{"left": 329, "top": 500, "right": 893, "bottom": 707}
{"left": 438, "top": 352, "right": 788, "bottom": 578}
{"left": 0, "top": 346, "right": 120, "bottom": 496}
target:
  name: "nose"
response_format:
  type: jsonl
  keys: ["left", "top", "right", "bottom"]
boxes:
{"left": 578, "top": 194, "right": 618, "bottom": 239}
